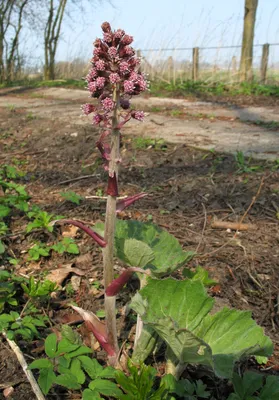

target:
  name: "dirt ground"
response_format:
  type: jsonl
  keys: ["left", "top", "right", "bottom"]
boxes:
{"left": 0, "top": 87, "right": 279, "bottom": 398}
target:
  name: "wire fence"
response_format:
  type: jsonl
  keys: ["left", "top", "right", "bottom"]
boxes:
{"left": 139, "top": 43, "right": 279, "bottom": 84}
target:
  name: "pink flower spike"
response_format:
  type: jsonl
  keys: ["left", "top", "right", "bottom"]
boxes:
{"left": 124, "top": 80, "right": 135, "bottom": 94}
{"left": 121, "top": 34, "right": 133, "bottom": 45}
{"left": 115, "top": 29, "right": 125, "bottom": 39}
{"left": 105, "top": 267, "right": 149, "bottom": 296}
{"left": 71, "top": 306, "right": 116, "bottom": 357}
{"left": 95, "top": 60, "right": 106, "bottom": 71}
{"left": 102, "top": 97, "right": 114, "bottom": 112}
{"left": 55, "top": 219, "right": 107, "bottom": 247}
{"left": 109, "top": 73, "right": 121, "bottom": 84}
{"left": 81, "top": 103, "right": 95, "bottom": 115}
{"left": 131, "top": 111, "right": 145, "bottom": 121}
{"left": 116, "top": 193, "right": 148, "bottom": 213}
{"left": 96, "top": 76, "right": 106, "bottom": 89}
{"left": 107, "top": 172, "right": 118, "bottom": 196}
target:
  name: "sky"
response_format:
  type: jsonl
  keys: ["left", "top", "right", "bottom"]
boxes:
{"left": 24, "top": 0, "right": 279, "bottom": 67}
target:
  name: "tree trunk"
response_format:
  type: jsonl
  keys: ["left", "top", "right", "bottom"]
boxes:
{"left": 44, "top": 0, "right": 67, "bottom": 80}
{"left": 239, "top": 0, "right": 258, "bottom": 82}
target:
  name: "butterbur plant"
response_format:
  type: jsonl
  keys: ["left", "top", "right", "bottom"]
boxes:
{"left": 56, "top": 22, "right": 273, "bottom": 379}
{"left": 53, "top": 22, "right": 148, "bottom": 366}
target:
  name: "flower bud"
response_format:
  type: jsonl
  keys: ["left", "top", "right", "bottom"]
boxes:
{"left": 101, "top": 21, "right": 112, "bottom": 33}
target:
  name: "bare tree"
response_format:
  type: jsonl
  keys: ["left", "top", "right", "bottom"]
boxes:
{"left": 44, "top": 0, "right": 67, "bottom": 80}
{"left": 0, "top": 0, "right": 28, "bottom": 83}
{"left": 239, "top": 0, "right": 259, "bottom": 82}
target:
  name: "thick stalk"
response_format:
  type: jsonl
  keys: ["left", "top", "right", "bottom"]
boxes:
{"left": 103, "top": 87, "right": 120, "bottom": 364}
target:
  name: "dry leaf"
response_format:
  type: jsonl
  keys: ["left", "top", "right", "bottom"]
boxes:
{"left": 3, "top": 387, "right": 14, "bottom": 398}
{"left": 61, "top": 224, "right": 79, "bottom": 238}
{"left": 71, "top": 275, "right": 81, "bottom": 291}
{"left": 75, "top": 253, "right": 93, "bottom": 270}
{"left": 47, "top": 265, "right": 85, "bottom": 286}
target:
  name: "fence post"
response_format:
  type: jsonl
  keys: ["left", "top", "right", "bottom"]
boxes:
{"left": 260, "top": 43, "right": 269, "bottom": 84}
{"left": 192, "top": 47, "right": 199, "bottom": 81}
{"left": 167, "top": 56, "right": 174, "bottom": 83}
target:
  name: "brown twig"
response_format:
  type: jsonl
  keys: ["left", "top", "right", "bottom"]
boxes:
{"left": 3, "top": 335, "right": 45, "bottom": 400}
{"left": 233, "top": 176, "right": 265, "bottom": 238}
{"left": 57, "top": 174, "right": 100, "bottom": 185}
{"left": 212, "top": 220, "right": 255, "bottom": 231}
{"left": 196, "top": 203, "right": 207, "bottom": 252}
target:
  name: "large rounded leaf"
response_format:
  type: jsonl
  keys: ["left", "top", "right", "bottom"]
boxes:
{"left": 130, "top": 278, "right": 273, "bottom": 378}
{"left": 95, "top": 220, "right": 194, "bottom": 276}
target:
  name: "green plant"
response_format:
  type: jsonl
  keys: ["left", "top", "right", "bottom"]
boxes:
{"left": 21, "top": 276, "right": 57, "bottom": 298}
{"left": 28, "top": 327, "right": 122, "bottom": 397}
{"left": 42, "top": 23, "right": 273, "bottom": 392}
{"left": 115, "top": 361, "right": 167, "bottom": 399}
{"left": 26, "top": 208, "right": 63, "bottom": 232}
{"left": 0, "top": 310, "right": 48, "bottom": 340}
{"left": 51, "top": 237, "right": 79, "bottom": 255}
{"left": 162, "top": 374, "right": 210, "bottom": 399}
{"left": 26, "top": 111, "right": 36, "bottom": 120}
{"left": 28, "top": 242, "right": 50, "bottom": 260}
{"left": 228, "top": 371, "right": 279, "bottom": 400}
{"left": 60, "top": 191, "right": 83, "bottom": 205}
{"left": 130, "top": 279, "right": 272, "bottom": 379}
{"left": 133, "top": 137, "right": 166, "bottom": 150}
{"left": 96, "top": 188, "right": 104, "bottom": 197}
{"left": 235, "top": 151, "right": 262, "bottom": 174}
{"left": 0, "top": 270, "right": 18, "bottom": 312}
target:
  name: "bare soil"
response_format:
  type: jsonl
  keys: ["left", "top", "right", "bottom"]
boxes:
{"left": 0, "top": 88, "right": 279, "bottom": 399}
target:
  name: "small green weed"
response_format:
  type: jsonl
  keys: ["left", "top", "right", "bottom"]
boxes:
{"left": 60, "top": 191, "right": 83, "bottom": 205}
{"left": 162, "top": 374, "right": 210, "bottom": 399}
{"left": 0, "top": 311, "right": 48, "bottom": 340}
{"left": 235, "top": 151, "right": 263, "bottom": 174}
{"left": 28, "top": 326, "right": 122, "bottom": 396}
{"left": 115, "top": 361, "right": 167, "bottom": 399}
{"left": 133, "top": 137, "right": 166, "bottom": 150}
{"left": 51, "top": 237, "right": 79, "bottom": 255}
{"left": 228, "top": 371, "right": 279, "bottom": 400}
{"left": 26, "top": 208, "right": 63, "bottom": 233}
{"left": 28, "top": 243, "right": 50, "bottom": 261}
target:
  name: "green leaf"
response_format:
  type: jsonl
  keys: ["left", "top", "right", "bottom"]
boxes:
{"left": 60, "top": 191, "right": 83, "bottom": 205}
{"left": 232, "top": 372, "right": 263, "bottom": 398}
{"left": 0, "top": 240, "right": 5, "bottom": 254}
{"left": 82, "top": 388, "right": 102, "bottom": 400}
{"left": 95, "top": 220, "right": 194, "bottom": 277}
{"left": 51, "top": 242, "right": 65, "bottom": 254}
{"left": 78, "top": 356, "right": 103, "bottom": 379}
{"left": 56, "top": 338, "right": 80, "bottom": 355}
{"left": 61, "top": 324, "right": 82, "bottom": 345}
{"left": 132, "top": 325, "right": 159, "bottom": 364}
{"left": 89, "top": 379, "right": 123, "bottom": 397}
{"left": 44, "top": 333, "right": 57, "bottom": 358}
{"left": 130, "top": 278, "right": 273, "bottom": 378}
{"left": 259, "top": 376, "right": 279, "bottom": 400}
{"left": 70, "top": 358, "right": 86, "bottom": 384}
{"left": 65, "top": 345, "right": 92, "bottom": 359}
{"left": 183, "top": 266, "right": 217, "bottom": 286}
{"left": 55, "top": 373, "right": 81, "bottom": 390}
{"left": 98, "top": 366, "right": 116, "bottom": 379}
{"left": 38, "top": 367, "right": 56, "bottom": 395}
{"left": 255, "top": 355, "right": 268, "bottom": 365}
{"left": 0, "top": 204, "right": 11, "bottom": 218}
{"left": 116, "top": 238, "right": 155, "bottom": 268}
{"left": 0, "top": 314, "right": 15, "bottom": 323}
{"left": 29, "top": 359, "right": 53, "bottom": 370}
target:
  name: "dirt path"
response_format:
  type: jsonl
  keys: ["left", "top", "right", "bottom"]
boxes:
{"left": 0, "top": 87, "right": 278, "bottom": 160}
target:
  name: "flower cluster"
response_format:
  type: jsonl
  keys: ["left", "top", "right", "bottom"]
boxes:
{"left": 81, "top": 21, "right": 147, "bottom": 131}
